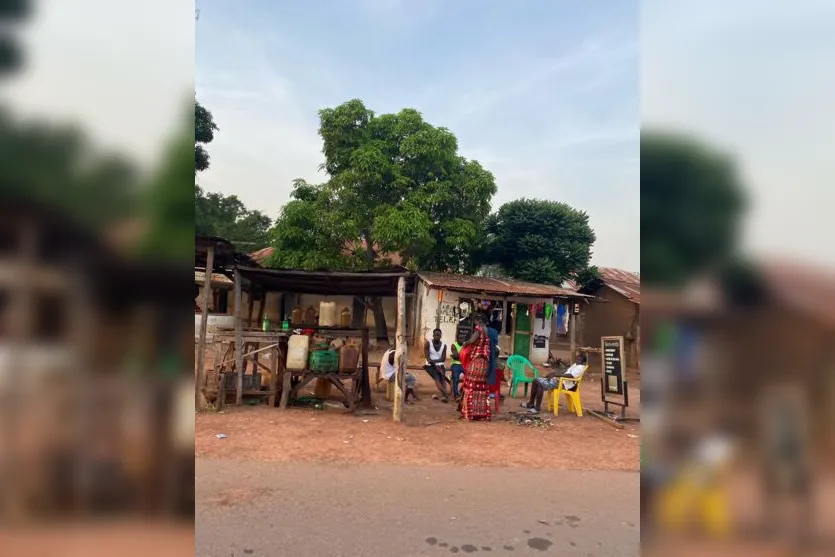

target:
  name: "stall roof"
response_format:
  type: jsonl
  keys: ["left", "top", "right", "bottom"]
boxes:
{"left": 195, "top": 234, "right": 259, "bottom": 272}
{"left": 417, "top": 272, "right": 593, "bottom": 299}
{"left": 235, "top": 265, "right": 416, "bottom": 297}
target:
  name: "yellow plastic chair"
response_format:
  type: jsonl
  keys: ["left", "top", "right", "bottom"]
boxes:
{"left": 546, "top": 365, "right": 588, "bottom": 416}
{"left": 658, "top": 465, "right": 730, "bottom": 538}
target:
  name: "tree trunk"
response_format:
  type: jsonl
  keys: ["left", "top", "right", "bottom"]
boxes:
{"left": 360, "top": 230, "right": 389, "bottom": 346}
{"left": 351, "top": 296, "right": 366, "bottom": 329}
{"left": 369, "top": 296, "right": 389, "bottom": 346}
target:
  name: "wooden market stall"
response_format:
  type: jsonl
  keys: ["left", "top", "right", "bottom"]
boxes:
{"left": 197, "top": 264, "right": 416, "bottom": 415}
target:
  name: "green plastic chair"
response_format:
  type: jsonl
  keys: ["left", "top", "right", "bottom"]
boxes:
{"left": 507, "top": 355, "right": 539, "bottom": 398}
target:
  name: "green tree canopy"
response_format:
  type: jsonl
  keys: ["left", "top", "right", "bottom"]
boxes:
{"left": 0, "top": 106, "right": 137, "bottom": 229}
{"left": 195, "top": 186, "right": 272, "bottom": 251}
{"left": 480, "top": 198, "right": 596, "bottom": 285}
{"left": 195, "top": 99, "right": 218, "bottom": 173}
{"left": 269, "top": 98, "right": 498, "bottom": 341}
{"left": 0, "top": 0, "right": 29, "bottom": 77}
{"left": 641, "top": 130, "right": 746, "bottom": 286}
{"left": 270, "top": 98, "right": 497, "bottom": 272}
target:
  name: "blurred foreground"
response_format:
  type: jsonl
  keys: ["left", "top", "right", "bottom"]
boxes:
{"left": 641, "top": 132, "right": 835, "bottom": 554}
{"left": 0, "top": 2, "right": 194, "bottom": 554}
{"left": 642, "top": 262, "right": 835, "bottom": 555}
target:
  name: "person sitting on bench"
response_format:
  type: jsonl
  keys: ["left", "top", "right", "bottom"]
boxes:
{"left": 521, "top": 354, "right": 587, "bottom": 413}
{"left": 382, "top": 348, "right": 417, "bottom": 402}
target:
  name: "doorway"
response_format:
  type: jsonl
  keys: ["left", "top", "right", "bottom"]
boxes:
{"left": 513, "top": 303, "right": 531, "bottom": 359}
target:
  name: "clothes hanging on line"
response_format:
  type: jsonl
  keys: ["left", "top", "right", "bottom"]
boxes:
{"left": 555, "top": 303, "right": 568, "bottom": 335}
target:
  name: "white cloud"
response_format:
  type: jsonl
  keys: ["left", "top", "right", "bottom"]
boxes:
{"left": 196, "top": 4, "right": 640, "bottom": 271}
{"left": 0, "top": 0, "right": 194, "bottom": 171}
{"left": 643, "top": 0, "right": 835, "bottom": 267}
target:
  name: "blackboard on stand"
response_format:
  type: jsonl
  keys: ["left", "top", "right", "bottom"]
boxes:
{"left": 600, "top": 335, "right": 628, "bottom": 417}
{"left": 456, "top": 317, "right": 473, "bottom": 344}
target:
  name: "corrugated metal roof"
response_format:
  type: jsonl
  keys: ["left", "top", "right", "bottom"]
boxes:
{"left": 761, "top": 261, "right": 835, "bottom": 330}
{"left": 250, "top": 246, "right": 274, "bottom": 265}
{"left": 417, "top": 272, "right": 590, "bottom": 298}
{"left": 599, "top": 267, "right": 641, "bottom": 304}
{"left": 249, "top": 241, "right": 402, "bottom": 267}
{"left": 564, "top": 267, "right": 641, "bottom": 303}
{"left": 194, "top": 271, "right": 233, "bottom": 285}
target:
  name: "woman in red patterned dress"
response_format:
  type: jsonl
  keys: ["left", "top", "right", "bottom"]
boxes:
{"left": 458, "top": 313, "right": 492, "bottom": 421}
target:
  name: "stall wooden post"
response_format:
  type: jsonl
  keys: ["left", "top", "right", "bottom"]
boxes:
{"left": 393, "top": 277, "right": 406, "bottom": 422}
{"left": 360, "top": 327, "right": 371, "bottom": 407}
{"left": 569, "top": 300, "right": 577, "bottom": 361}
{"left": 195, "top": 245, "right": 214, "bottom": 409}
{"left": 268, "top": 344, "right": 279, "bottom": 407}
{"left": 234, "top": 269, "right": 244, "bottom": 405}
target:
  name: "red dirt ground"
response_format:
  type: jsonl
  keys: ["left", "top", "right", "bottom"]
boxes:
{"left": 196, "top": 371, "right": 641, "bottom": 472}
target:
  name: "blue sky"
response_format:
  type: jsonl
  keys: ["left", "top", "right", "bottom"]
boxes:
{"left": 196, "top": 0, "right": 640, "bottom": 270}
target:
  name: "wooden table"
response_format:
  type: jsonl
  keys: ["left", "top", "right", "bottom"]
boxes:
{"left": 211, "top": 330, "right": 288, "bottom": 409}
{"left": 279, "top": 369, "right": 361, "bottom": 411}
{"left": 209, "top": 326, "right": 372, "bottom": 410}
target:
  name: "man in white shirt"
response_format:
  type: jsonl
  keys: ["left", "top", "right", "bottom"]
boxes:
{"left": 381, "top": 348, "right": 417, "bottom": 402}
{"left": 521, "top": 354, "right": 587, "bottom": 413}
{"left": 423, "top": 328, "right": 451, "bottom": 403}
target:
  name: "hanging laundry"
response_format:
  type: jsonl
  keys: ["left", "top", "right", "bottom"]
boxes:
{"left": 556, "top": 303, "right": 568, "bottom": 335}
{"left": 544, "top": 303, "right": 554, "bottom": 320}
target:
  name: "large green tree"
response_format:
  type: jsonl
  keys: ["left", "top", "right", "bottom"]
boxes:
{"left": 641, "top": 130, "right": 746, "bottom": 286}
{"left": 195, "top": 186, "right": 272, "bottom": 250}
{"left": 269, "top": 99, "right": 498, "bottom": 341}
{"left": 194, "top": 99, "right": 217, "bottom": 173}
{"left": 0, "top": 106, "right": 136, "bottom": 229}
{"left": 480, "top": 198, "right": 597, "bottom": 285}
{"left": 0, "top": 0, "right": 28, "bottom": 77}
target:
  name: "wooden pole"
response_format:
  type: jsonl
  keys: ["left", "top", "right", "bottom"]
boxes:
{"left": 195, "top": 245, "right": 214, "bottom": 409}
{"left": 434, "top": 288, "right": 443, "bottom": 330}
{"left": 360, "top": 327, "right": 371, "bottom": 407}
{"left": 569, "top": 300, "right": 577, "bottom": 360}
{"left": 234, "top": 269, "right": 244, "bottom": 405}
{"left": 393, "top": 277, "right": 406, "bottom": 422}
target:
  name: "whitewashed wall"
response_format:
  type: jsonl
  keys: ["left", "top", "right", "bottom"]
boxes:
{"left": 414, "top": 281, "right": 553, "bottom": 364}
{"left": 528, "top": 305, "right": 553, "bottom": 363}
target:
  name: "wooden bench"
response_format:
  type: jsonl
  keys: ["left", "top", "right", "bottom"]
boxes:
{"left": 367, "top": 362, "right": 426, "bottom": 395}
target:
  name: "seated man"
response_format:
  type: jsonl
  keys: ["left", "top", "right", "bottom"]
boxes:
{"left": 521, "top": 354, "right": 587, "bottom": 413}
{"left": 423, "top": 328, "right": 451, "bottom": 403}
{"left": 382, "top": 348, "right": 417, "bottom": 402}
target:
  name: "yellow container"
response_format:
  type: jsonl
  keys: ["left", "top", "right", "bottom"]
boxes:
{"left": 319, "top": 301, "right": 337, "bottom": 327}
{"left": 286, "top": 334, "right": 310, "bottom": 370}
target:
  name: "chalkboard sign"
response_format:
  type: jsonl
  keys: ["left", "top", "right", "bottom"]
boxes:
{"left": 601, "top": 336, "right": 625, "bottom": 396}
{"left": 533, "top": 335, "right": 547, "bottom": 349}
{"left": 456, "top": 318, "right": 473, "bottom": 344}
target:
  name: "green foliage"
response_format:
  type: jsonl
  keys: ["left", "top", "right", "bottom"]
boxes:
{"left": 641, "top": 130, "right": 746, "bottom": 286}
{"left": 265, "top": 179, "right": 358, "bottom": 270}
{"left": 481, "top": 198, "right": 596, "bottom": 285}
{"left": 573, "top": 265, "right": 602, "bottom": 291}
{"left": 195, "top": 99, "right": 218, "bottom": 173}
{"left": 270, "top": 99, "right": 497, "bottom": 272}
{"left": 137, "top": 112, "right": 195, "bottom": 263}
{"left": 195, "top": 185, "right": 273, "bottom": 250}
{"left": 0, "top": 106, "right": 136, "bottom": 228}
{"left": 0, "top": 0, "right": 28, "bottom": 77}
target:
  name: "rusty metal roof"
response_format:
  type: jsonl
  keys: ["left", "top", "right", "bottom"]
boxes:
{"left": 194, "top": 271, "right": 233, "bottom": 285}
{"left": 564, "top": 267, "right": 641, "bottom": 303}
{"left": 761, "top": 261, "right": 835, "bottom": 330}
{"left": 417, "top": 272, "right": 590, "bottom": 298}
{"left": 250, "top": 246, "right": 274, "bottom": 266}
{"left": 250, "top": 241, "right": 402, "bottom": 267}
{"left": 600, "top": 267, "right": 641, "bottom": 304}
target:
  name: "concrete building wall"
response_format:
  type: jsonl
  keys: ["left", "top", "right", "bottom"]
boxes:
{"left": 412, "top": 281, "right": 554, "bottom": 364}
{"left": 580, "top": 285, "right": 640, "bottom": 368}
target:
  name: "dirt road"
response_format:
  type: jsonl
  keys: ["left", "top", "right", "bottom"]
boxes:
{"left": 196, "top": 458, "right": 639, "bottom": 557}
